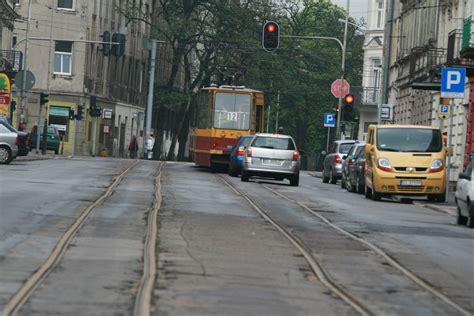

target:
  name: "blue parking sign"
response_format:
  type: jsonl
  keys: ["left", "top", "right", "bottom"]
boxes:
{"left": 441, "top": 68, "right": 466, "bottom": 99}
{"left": 324, "top": 113, "right": 336, "bottom": 127}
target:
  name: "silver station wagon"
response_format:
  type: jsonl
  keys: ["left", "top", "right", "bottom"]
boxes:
{"left": 241, "top": 133, "right": 301, "bottom": 186}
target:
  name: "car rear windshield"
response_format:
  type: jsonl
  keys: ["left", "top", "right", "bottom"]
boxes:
{"left": 251, "top": 136, "right": 295, "bottom": 150}
{"left": 376, "top": 128, "right": 442, "bottom": 152}
{"left": 339, "top": 143, "right": 354, "bottom": 154}
{"left": 238, "top": 136, "right": 253, "bottom": 147}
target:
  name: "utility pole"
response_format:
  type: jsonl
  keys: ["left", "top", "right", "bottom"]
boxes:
{"left": 19, "top": 0, "right": 32, "bottom": 126}
{"left": 335, "top": 0, "right": 350, "bottom": 140}
{"left": 144, "top": 39, "right": 157, "bottom": 158}
{"left": 275, "top": 91, "right": 280, "bottom": 132}
{"left": 382, "top": 0, "right": 395, "bottom": 104}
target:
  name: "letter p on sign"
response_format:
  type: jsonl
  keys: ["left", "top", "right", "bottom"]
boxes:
{"left": 447, "top": 71, "right": 461, "bottom": 89}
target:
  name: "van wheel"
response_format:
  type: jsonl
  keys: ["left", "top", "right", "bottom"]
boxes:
{"left": 365, "top": 184, "right": 372, "bottom": 199}
{"left": 329, "top": 170, "right": 337, "bottom": 184}
{"left": 428, "top": 194, "right": 446, "bottom": 203}
{"left": 457, "top": 205, "right": 468, "bottom": 225}
{"left": 0, "top": 146, "right": 12, "bottom": 164}
{"left": 370, "top": 177, "right": 382, "bottom": 201}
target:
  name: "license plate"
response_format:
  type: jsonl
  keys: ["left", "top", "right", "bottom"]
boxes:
{"left": 262, "top": 159, "right": 277, "bottom": 165}
{"left": 400, "top": 180, "right": 422, "bottom": 186}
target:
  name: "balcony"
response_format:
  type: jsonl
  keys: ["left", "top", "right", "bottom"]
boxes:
{"left": 0, "top": 50, "right": 22, "bottom": 73}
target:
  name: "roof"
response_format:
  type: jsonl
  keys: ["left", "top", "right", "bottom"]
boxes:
{"left": 202, "top": 85, "right": 263, "bottom": 94}
{"left": 254, "top": 133, "right": 292, "bottom": 138}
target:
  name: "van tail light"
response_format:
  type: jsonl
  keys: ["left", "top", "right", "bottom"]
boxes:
{"left": 246, "top": 147, "right": 252, "bottom": 157}
{"left": 237, "top": 146, "right": 245, "bottom": 156}
{"left": 334, "top": 154, "right": 342, "bottom": 164}
{"left": 292, "top": 150, "right": 299, "bottom": 161}
{"left": 429, "top": 159, "right": 444, "bottom": 173}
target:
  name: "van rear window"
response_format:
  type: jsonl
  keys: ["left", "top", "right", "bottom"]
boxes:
{"left": 251, "top": 136, "right": 295, "bottom": 150}
{"left": 376, "top": 128, "right": 442, "bottom": 152}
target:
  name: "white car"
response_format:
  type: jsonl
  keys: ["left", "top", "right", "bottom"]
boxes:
{"left": 455, "top": 160, "right": 473, "bottom": 228}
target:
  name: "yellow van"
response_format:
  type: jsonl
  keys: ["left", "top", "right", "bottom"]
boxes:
{"left": 365, "top": 125, "right": 446, "bottom": 202}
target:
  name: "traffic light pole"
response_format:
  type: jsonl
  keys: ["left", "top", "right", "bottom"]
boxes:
{"left": 92, "top": 116, "right": 98, "bottom": 157}
{"left": 36, "top": 98, "right": 42, "bottom": 154}
{"left": 19, "top": 0, "right": 32, "bottom": 127}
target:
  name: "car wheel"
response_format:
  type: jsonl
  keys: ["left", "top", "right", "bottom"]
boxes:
{"left": 54, "top": 149, "right": 59, "bottom": 155}
{"left": 241, "top": 169, "right": 249, "bottom": 182}
{"left": 290, "top": 174, "right": 299, "bottom": 187}
{"left": 329, "top": 169, "right": 337, "bottom": 184}
{"left": 228, "top": 163, "right": 237, "bottom": 177}
{"left": 340, "top": 175, "right": 346, "bottom": 188}
{"left": 0, "top": 146, "right": 12, "bottom": 164}
{"left": 322, "top": 172, "right": 329, "bottom": 183}
{"left": 365, "top": 183, "right": 372, "bottom": 199}
{"left": 347, "top": 178, "right": 356, "bottom": 193}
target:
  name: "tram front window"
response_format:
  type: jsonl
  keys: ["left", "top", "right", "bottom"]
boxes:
{"left": 214, "top": 93, "right": 251, "bottom": 130}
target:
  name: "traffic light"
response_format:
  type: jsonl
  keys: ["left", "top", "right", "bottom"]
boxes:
{"left": 89, "top": 96, "right": 102, "bottom": 117}
{"left": 343, "top": 94, "right": 355, "bottom": 106}
{"left": 76, "top": 105, "right": 84, "bottom": 120}
{"left": 69, "top": 109, "right": 75, "bottom": 120}
{"left": 262, "top": 21, "right": 280, "bottom": 52}
{"left": 40, "top": 92, "right": 49, "bottom": 105}
{"left": 100, "top": 31, "right": 110, "bottom": 56}
{"left": 10, "top": 100, "right": 16, "bottom": 113}
{"left": 111, "top": 33, "right": 126, "bottom": 57}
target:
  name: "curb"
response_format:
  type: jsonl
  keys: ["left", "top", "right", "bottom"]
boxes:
{"left": 413, "top": 201, "right": 457, "bottom": 217}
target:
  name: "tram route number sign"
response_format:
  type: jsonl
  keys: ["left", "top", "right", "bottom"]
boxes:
{"left": 227, "top": 112, "right": 238, "bottom": 121}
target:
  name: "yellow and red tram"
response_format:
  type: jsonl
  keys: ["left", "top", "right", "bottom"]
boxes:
{"left": 189, "top": 85, "right": 265, "bottom": 169}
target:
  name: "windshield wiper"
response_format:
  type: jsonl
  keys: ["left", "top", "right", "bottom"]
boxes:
{"left": 379, "top": 147, "right": 400, "bottom": 152}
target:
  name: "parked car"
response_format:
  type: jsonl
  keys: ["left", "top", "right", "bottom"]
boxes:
{"left": 341, "top": 142, "right": 366, "bottom": 189}
{"left": 0, "top": 117, "right": 29, "bottom": 156}
{"left": 322, "top": 140, "right": 356, "bottom": 184}
{"left": 241, "top": 133, "right": 301, "bottom": 186}
{"left": 228, "top": 135, "right": 254, "bottom": 177}
{"left": 30, "top": 125, "right": 60, "bottom": 154}
{"left": 455, "top": 160, "right": 473, "bottom": 228}
{"left": 0, "top": 123, "right": 18, "bottom": 164}
{"left": 346, "top": 145, "right": 367, "bottom": 194}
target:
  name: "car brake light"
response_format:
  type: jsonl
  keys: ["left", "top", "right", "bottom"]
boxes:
{"left": 348, "top": 159, "right": 353, "bottom": 166}
{"left": 293, "top": 150, "right": 299, "bottom": 161}
{"left": 246, "top": 147, "right": 252, "bottom": 157}
{"left": 237, "top": 146, "right": 245, "bottom": 156}
{"left": 334, "top": 154, "right": 342, "bottom": 164}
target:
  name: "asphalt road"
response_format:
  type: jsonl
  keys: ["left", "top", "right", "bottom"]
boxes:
{"left": 0, "top": 158, "right": 472, "bottom": 315}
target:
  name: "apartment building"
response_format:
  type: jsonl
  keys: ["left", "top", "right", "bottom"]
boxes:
{"left": 12, "top": 0, "right": 152, "bottom": 157}
{"left": 357, "top": 0, "right": 386, "bottom": 140}
{"left": 386, "top": 0, "right": 474, "bottom": 182}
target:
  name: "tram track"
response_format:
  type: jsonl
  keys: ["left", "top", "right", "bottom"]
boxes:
{"left": 218, "top": 175, "right": 373, "bottom": 316}
{"left": 134, "top": 162, "right": 164, "bottom": 316}
{"left": 256, "top": 181, "right": 471, "bottom": 316}
{"left": 1, "top": 161, "right": 139, "bottom": 316}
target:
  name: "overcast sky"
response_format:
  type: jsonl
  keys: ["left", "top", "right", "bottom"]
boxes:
{"left": 332, "top": 0, "right": 369, "bottom": 21}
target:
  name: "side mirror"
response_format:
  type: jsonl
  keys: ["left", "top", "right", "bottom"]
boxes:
{"left": 342, "top": 155, "right": 347, "bottom": 160}
{"left": 459, "top": 172, "right": 471, "bottom": 181}
{"left": 321, "top": 150, "right": 327, "bottom": 155}
{"left": 367, "top": 145, "right": 375, "bottom": 153}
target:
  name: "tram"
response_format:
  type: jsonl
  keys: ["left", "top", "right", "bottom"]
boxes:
{"left": 189, "top": 85, "right": 265, "bottom": 169}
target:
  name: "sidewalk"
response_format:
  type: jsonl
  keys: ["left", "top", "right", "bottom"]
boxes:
{"left": 307, "top": 170, "right": 457, "bottom": 217}
{"left": 16, "top": 151, "right": 67, "bottom": 162}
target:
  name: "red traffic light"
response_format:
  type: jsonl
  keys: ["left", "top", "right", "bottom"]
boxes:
{"left": 266, "top": 23, "right": 276, "bottom": 33}
{"left": 344, "top": 94, "right": 354, "bottom": 105}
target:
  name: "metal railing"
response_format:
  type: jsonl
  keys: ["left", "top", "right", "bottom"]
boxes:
{"left": 0, "top": 49, "right": 22, "bottom": 72}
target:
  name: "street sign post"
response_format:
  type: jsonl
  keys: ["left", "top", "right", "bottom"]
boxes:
{"left": 331, "top": 79, "right": 350, "bottom": 98}
{"left": 441, "top": 68, "right": 466, "bottom": 99}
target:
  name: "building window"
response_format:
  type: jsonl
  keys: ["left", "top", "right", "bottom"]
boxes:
{"left": 57, "top": 0, "right": 73, "bottom": 9}
{"left": 54, "top": 41, "right": 73, "bottom": 75}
